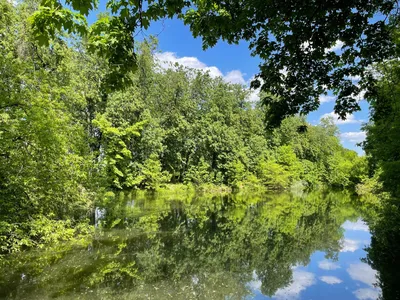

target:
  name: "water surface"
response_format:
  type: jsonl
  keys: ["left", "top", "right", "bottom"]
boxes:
{"left": 0, "top": 191, "right": 380, "bottom": 299}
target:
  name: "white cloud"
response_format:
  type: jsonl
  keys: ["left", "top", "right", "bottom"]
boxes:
{"left": 341, "top": 239, "right": 361, "bottom": 252}
{"left": 300, "top": 41, "right": 314, "bottom": 53}
{"left": 274, "top": 270, "right": 316, "bottom": 300}
{"left": 357, "top": 89, "right": 367, "bottom": 101}
{"left": 224, "top": 70, "right": 247, "bottom": 85}
{"left": 320, "top": 95, "right": 336, "bottom": 103}
{"left": 347, "top": 263, "right": 378, "bottom": 287}
{"left": 279, "top": 68, "right": 288, "bottom": 77}
{"left": 325, "top": 40, "right": 345, "bottom": 53}
{"left": 245, "top": 76, "right": 263, "bottom": 103}
{"left": 319, "top": 89, "right": 365, "bottom": 104}
{"left": 318, "top": 260, "right": 341, "bottom": 270}
{"left": 320, "top": 112, "right": 361, "bottom": 125}
{"left": 247, "top": 89, "right": 260, "bottom": 103}
{"left": 154, "top": 52, "right": 246, "bottom": 84}
{"left": 353, "top": 288, "right": 380, "bottom": 300}
{"left": 156, "top": 52, "right": 201, "bottom": 69}
{"left": 342, "top": 219, "right": 369, "bottom": 232}
{"left": 348, "top": 75, "right": 361, "bottom": 82}
{"left": 340, "top": 132, "right": 367, "bottom": 143}
{"left": 320, "top": 276, "right": 343, "bottom": 285}
{"left": 301, "top": 41, "right": 311, "bottom": 49}
{"left": 248, "top": 279, "right": 262, "bottom": 291}
{"left": 155, "top": 51, "right": 260, "bottom": 102}
{"left": 248, "top": 270, "right": 262, "bottom": 291}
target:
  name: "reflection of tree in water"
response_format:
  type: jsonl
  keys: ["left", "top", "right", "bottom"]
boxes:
{"left": 365, "top": 200, "right": 400, "bottom": 300}
{"left": 0, "top": 191, "right": 359, "bottom": 299}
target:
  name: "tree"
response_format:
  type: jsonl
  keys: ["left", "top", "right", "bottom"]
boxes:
{"left": 362, "top": 59, "right": 400, "bottom": 197}
{"left": 0, "top": 0, "right": 367, "bottom": 253}
{"left": 0, "top": 0, "right": 93, "bottom": 252}
{"left": 185, "top": 0, "right": 399, "bottom": 127}
{"left": 30, "top": 0, "right": 400, "bottom": 126}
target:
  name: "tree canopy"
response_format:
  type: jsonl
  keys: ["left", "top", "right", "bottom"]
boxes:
{"left": 362, "top": 59, "right": 400, "bottom": 197}
{"left": 0, "top": 0, "right": 365, "bottom": 254}
{"left": 30, "top": 0, "right": 400, "bottom": 126}
{"left": 3, "top": 3, "right": 400, "bottom": 299}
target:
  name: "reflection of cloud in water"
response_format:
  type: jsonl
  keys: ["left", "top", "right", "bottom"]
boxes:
{"left": 319, "top": 276, "right": 342, "bottom": 284}
{"left": 191, "top": 275, "right": 199, "bottom": 285}
{"left": 347, "top": 263, "right": 377, "bottom": 286}
{"left": 273, "top": 269, "right": 316, "bottom": 299}
{"left": 342, "top": 219, "right": 369, "bottom": 232}
{"left": 248, "top": 272, "right": 262, "bottom": 291}
{"left": 341, "top": 239, "right": 360, "bottom": 252}
{"left": 248, "top": 269, "right": 316, "bottom": 299}
{"left": 318, "top": 260, "right": 341, "bottom": 270}
{"left": 353, "top": 288, "right": 380, "bottom": 300}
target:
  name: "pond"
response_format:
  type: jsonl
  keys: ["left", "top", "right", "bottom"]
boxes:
{"left": 0, "top": 190, "right": 381, "bottom": 299}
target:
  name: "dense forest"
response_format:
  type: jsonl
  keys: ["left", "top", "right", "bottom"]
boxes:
{"left": 361, "top": 58, "right": 400, "bottom": 300}
{"left": 2, "top": 0, "right": 400, "bottom": 298}
{"left": 0, "top": 0, "right": 368, "bottom": 253}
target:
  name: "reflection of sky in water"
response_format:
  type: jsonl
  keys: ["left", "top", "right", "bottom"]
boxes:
{"left": 248, "top": 219, "right": 380, "bottom": 300}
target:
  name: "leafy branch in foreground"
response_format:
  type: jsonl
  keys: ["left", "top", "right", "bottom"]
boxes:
{"left": 31, "top": 0, "right": 400, "bottom": 126}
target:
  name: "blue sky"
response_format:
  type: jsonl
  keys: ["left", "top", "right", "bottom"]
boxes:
{"left": 88, "top": 8, "right": 368, "bottom": 154}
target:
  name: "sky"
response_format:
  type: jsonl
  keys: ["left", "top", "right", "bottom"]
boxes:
{"left": 88, "top": 8, "right": 369, "bottom": 155}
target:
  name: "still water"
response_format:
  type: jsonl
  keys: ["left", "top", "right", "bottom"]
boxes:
{"left": 0, "top": 191, "right": 381, "bottom": 299}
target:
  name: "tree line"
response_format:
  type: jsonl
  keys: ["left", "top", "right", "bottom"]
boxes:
{"left": 0, "top": 0, "right": 366, "bottom": 254}
{"left": 3, "top": 0, "right": 400, "bottom": 298}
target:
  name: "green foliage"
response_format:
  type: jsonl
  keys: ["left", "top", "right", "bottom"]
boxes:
{"left": 184, "top": 158, "right": 213, "bottom": 185}
{"left": 29, "top": 0, "right": 400, "bottom": 126}
{"left": 135, "top": 154, "right": 171, "bottom": 190}
{"left": 184, "top": 0, "right": 398, "bottom": 127}
{"left": 356, "top": 171, "right": 383, "bottom": 196}
{"left": 0, "top": 1, "right": 367, "bottom": 254}
{"left": 326, "top": 152, "right": 355, "bottom": 188}
{"left": 0, "top": 216, "right": 92, "bottom": 254}
{"left": 0, "top": 190, "right": 361, "bottom": 299}
{"left": 257, "top": 158, "right": 292, "bottom": 190}
{"left": 93, "top": 114, "right": 145, "bottom": 190}
{"left": 30, "top": 6, "right": 88, "bottom": 46}
{"left": 363, "top": 59, "right": 400, "bottom": 198}
{"left": 225, "top": 159, "right": 247, "bottom": 187}
{"left": 357, "top": 54, "right": 400, "bottom": 300}
{"left": 300, "top": 159, "right": 323, "bottom": 187}
{"left": 272, "top": 117, "right": 362, "bottom": 189}
{"left": 0, "top": 0, "right": 93, "bottom": 253}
